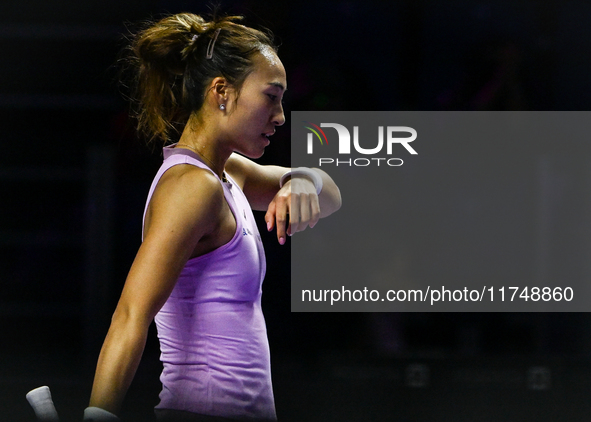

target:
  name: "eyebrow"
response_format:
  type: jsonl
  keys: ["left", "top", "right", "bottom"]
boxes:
{"left": 268, "top": 82, "right": 286, "bottom": 91}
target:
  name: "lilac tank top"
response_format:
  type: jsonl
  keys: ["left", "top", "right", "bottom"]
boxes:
{"left": 142, "top": 146, "right": 275, "bottom": 420}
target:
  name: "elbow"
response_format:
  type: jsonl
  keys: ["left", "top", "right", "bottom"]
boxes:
{"left": 110, "top": 302, "right": 152, "bottom": 333}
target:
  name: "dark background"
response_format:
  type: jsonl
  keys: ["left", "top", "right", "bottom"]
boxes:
{"left": 1, "top": 0, "right": 591, "bottom": 421}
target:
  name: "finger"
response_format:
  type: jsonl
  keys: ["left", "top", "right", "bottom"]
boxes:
{"left": 265, "top": 201, "right": 276, "bottom": 232}
{"left": 295, "top": 193, "right": 311, "bottom": 233}
{"left": 309, "top": 195, "right": 321, "bottom": 228}
{"left": 288, "top": 193, "right": 300, "bottom": 237}
{"left": 274, "top": 195, "right": 288, "bottom": 245}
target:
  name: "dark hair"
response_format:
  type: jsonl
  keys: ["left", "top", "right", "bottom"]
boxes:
{"left": 127, "top": 13, "right": 276, "bottom": 143}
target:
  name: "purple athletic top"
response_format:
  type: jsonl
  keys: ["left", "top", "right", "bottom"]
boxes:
{"left": 142, "top": 145, "right": 275, "bottom": 420}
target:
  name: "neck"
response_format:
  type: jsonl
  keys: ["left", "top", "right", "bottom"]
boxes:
{"left": 176, "top": 116, "right": 231, "bottom": 179}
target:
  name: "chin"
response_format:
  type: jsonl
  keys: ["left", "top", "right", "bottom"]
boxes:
{"left": 237, "top": 147, "right": 266, "bottom": 160}
{"left": 248, "top": 149, "right": 266, "bottom": 159}
{"left": 236, "top": 137, "right": 269, "bottom": 159}
{"left": 242, "top": 144, "right": 268, "bottom": 159}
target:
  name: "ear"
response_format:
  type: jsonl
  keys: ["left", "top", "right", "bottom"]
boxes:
{"left": 210, "top": 77, "right": 230, "bottom": 104}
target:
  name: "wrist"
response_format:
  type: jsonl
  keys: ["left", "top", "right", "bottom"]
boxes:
{"left": 279, "top": 167, "right": 323, "bottom": 195}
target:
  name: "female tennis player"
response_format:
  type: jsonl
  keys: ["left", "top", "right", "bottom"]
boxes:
{"left": 84, "top": 12, "right": 341, "bottom": 422}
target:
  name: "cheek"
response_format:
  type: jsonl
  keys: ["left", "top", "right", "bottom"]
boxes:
{"left": 231, "top": 97, "right": 269, "bottom": 129}
{"left": 243, "top": 106, "right": 266, "bottom": 126}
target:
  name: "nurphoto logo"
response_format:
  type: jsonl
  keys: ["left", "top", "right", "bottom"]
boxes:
{"left": 303, "top": 122, "right": 418, "bottom": 167}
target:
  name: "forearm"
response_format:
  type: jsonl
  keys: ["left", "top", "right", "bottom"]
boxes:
{"left": 89, "top": 310, "right": 149, "bottom": 415}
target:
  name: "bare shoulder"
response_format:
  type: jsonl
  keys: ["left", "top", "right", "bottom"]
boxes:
{"left": 158, "top": 164, "right": 222, "bottom": 194}
{"left": 145, "top": 164, "right": 224, "bottom": 238}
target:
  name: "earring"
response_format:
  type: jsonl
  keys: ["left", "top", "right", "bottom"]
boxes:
{"left": 219, "top": 104, "right": 226, "bottom": 111}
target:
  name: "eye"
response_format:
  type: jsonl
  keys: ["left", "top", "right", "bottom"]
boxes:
{"left": 267, "top": 94, "right": 278, "bottom": 101}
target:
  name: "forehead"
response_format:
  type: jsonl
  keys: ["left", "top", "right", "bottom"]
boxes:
{"left": 247, "top": 49, "right": 287, "bottom": 88}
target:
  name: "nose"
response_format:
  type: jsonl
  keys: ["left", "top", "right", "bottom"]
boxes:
{"left": 272, "top": 104, "right": 285, "bottom": 127}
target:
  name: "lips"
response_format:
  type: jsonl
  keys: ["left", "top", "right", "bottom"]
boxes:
{"left": 260, "top": 129, "right": 275, "bottom": 146}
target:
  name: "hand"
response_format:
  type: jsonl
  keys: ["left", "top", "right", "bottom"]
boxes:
{"left": 265, "top": 176, "right": 321, "bottom": 245}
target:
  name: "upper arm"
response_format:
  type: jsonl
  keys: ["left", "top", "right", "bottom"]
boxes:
{"left": 225, "top": 153, "right": 286, "bottom": 211}
{"left": 116, "top": 166, "right": 223, "bottom": 325}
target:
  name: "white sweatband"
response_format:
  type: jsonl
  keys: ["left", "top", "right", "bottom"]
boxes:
{"left": 25, "top": 386, "right": 59, "bottom": 422}
{"left": 83, "top": 407, "right": 121, "bottom": 421}
{"left": 279, "top": 167, "right": 323, "bottom": 195}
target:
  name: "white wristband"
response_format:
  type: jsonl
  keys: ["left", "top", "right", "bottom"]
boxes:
{"left": 26, "top": 386, "right": 59, "bottom": 422}
{"left": 279, "top": 167, "right": 323, "bottom": 195}
{"left": 83, "top": 407, "right": 121, "bottom": 422}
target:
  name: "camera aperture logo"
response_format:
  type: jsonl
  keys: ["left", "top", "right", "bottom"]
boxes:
{"left": 303, "top": 122, "right": 417, "bottom": 167}
{"left": 303, "top": 121, "right": 329, "bottom": 148}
